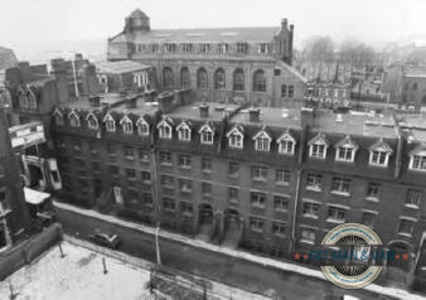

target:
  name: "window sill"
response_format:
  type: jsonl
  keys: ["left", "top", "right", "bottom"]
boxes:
{"left": 326, "top": 218, "right": 345, "bottom": 224}
{"left": 397, "top": 232, "right": 413, "bottom": 238}
{"left": 275, "top": 182, "right": 290, "bottom": 187}
{"left": 250, "top": 229, "right": 264, "bottom": 234}
{"left": 365, "top": 197, "right": 379, "bottom": 202}
{"left": 300, "top": 239, "right": 315, "bottom": 245}
{"left": 408, "top": 168, "right": 426, "bottom": 173}
{"left": 251, "top": 205, "right": 265, "bottom": 209}
{"left": 404, "top": 204, "right": 419, "bottom": 210}
{"left": 252, "top": 178, "right": 267, "bottom": 183}
{"left": 309, "top": 156, "right": 326, "bottom": 160}
{"left": 202, "top": 169, "right": 212, "bottom": 174}
{"left": 335, "top": 159, "right": 355, "bottom": 163}
{"left": 274, "top": 208, "right": 288, "bottom": 213}
{"left": 330, "top": 191, "right": 350, "bottom": 197}
{"left": 302, "top": 214, "right": 319, "bottom": 219}
{"left": 160, "top": 163, "right": 173, "bottom": 167}
{"left": 179, "top": 166, "right": 192, "bottom": 170}
{"left": 368, "top": 164, "right": 388, "bottom": 168}
{"left": 306, "top": 186, "right": 322, "bottom": 192}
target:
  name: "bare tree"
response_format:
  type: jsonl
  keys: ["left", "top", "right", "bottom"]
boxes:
{"left": 303, "top": 36, "right": 335, "bottom": 80}
{"left": 340, "top": 39, "right": 375, "bottom": 69}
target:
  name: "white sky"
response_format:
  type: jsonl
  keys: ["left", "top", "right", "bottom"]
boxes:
{"left": 1, "top": 0, "right": 426, "bottom": 58}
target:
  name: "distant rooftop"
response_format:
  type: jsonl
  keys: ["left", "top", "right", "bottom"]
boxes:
{"left": 97, "top": 60, "right": 151, "bottom": 74}
{"left": 111, "top": 27, "right": 281, "bottom": 44}
{"left": 0, "top": 46, "right": 18, "bottom": 70}
{"left": 168, "top": 101, "right": 240, "bottom": 121}
{"left": 230, "top": 107, "right": 301, "bottom": 129}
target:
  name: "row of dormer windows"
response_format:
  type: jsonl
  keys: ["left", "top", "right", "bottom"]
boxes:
{"left": 134, "top": 42, "right": 269, "bottom": 55}
{"left": 53, "top": 110, "right": 426, "bottom": 172}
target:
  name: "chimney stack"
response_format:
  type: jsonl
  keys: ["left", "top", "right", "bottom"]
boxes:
{"left": 301, "top": 107, "right": 315, "bottom": 128}
{"left": 199, "top": 104, "right": 209, "bottom": 118}
{"left": 126, "top": 97, "right": 138, "bottom": 109}
{"left": 249, "top": 108, "right": 261, "bottom": 122}
{"left": 281, "top": 18, "right": 288, "bottom": 29}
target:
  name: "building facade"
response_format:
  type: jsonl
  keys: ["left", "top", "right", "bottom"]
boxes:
{"left": 50, "top": 91, "right": 426, "bottom": 282}
{"left": 107, "top": 9, "right": 307, "bottom": 107}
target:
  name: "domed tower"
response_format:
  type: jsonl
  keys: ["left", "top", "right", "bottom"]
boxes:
{"left": 124, "top": 9, "right": 150, "bottom": 33}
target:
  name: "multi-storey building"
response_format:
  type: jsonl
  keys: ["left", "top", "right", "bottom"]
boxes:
{"left": 50, "top": 90, "right": 426, "bottom": 282}
{"left": 107, "top": 9, "right": 307, "bottom": 107}
{"left": 0, "top": 106, "right": 31, "bottom": 251}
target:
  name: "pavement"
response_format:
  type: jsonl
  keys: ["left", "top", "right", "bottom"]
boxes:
{"left": 54, "top": 201, "right": 426, "bottom": 300}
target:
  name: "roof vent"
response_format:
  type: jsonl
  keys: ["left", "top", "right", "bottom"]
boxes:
{"left": 249, "top": 108, "right": 261, "bottom": 122}
{"left": 199, "top": 104, "right": 209, "bottom": 118}
{"left": 335, "top": 114, "right": 343, "bottom": 123}
{"left": 282, "top": 109, "right": 289, "bottom": 118}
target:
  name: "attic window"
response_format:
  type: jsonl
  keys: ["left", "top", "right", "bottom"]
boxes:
{"left": 177, "top": 122, "right": 191, "bottom": 141}
{"left": 409, "top": 150, "right": 426, "bottom": 172}
{"left": 104, "top": 115, "right": 116, "bottom": 132}
{"left": 121, "top": 117, "right": 133, "bottom": 134}
{"left": 137, "top": 118, "right": 149, "bottom": 136}
{"left": 277, "top": 133, "right": 296, "bottom": 155}
{"left": 335, "top": 136, "right": 358, "bottom": 163}
{"left": 369, "top": 140, "right": 392, "bottom": 167}
{"left": 227, "top": 127, "right": 244, "bottom": 149}
{"left": 157, "top": 120, "right": 172, "bottom": 139}
{"left": 87, "top": 114, "right": 99, "bottom": 130}
{"left": 53, "top": 110, "right": 64, "bottom": 126}
{"left": 69, "top": 111, "right": 80, "bottom": 128}
{"left": 253, "top": 131, "right": 271, "bottom": 152}
{"left": 199, "top": 124, "right": 214, "bottom": 145}
{"left": 308, "top": 134, "right": 329, "bottom": 159}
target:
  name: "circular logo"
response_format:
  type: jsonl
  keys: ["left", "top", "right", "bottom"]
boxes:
{"left": 320, "top": 223, "right": 383, "bottom": 289}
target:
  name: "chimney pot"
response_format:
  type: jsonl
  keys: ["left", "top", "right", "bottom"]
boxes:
{"left": 89, "top": 95, "right": 101, "bottom": 107}
{"left": 249, "top": 108, "right": 261, "bottom": 122}
{"left": 199, "top": 104, "right": 209, "bottom": 118}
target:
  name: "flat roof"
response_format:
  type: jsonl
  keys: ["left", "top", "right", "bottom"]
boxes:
{"left": 111, "top": 27, "right": 281, "bottom": 44}
{"left": 97, "top": 60, "right": 151, "bottom": 74}
{"left": 230, "top": 107, "right": 302, "bottom": 128}
{"left": 168, "top": 101, "right": 240, "bottom": 121}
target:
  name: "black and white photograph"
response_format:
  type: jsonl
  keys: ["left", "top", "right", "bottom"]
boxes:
{"left": 0, "top": 0, "right": 426, "bottom": 299}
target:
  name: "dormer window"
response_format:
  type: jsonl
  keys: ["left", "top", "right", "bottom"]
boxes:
{"left": 120, "top": 116, "right": 133, "bottom": 134}
{"left": 86, "top": 113, "right": 99, "bottom": 130}
{"left": 335, "top": 136, "right": 358, "bottom": 162}
{"left": 28, "top": 93, "right": 37, "bottom": 109}
{"left": 277, "top": 132, "right": 296, "bottom": 155}
{"left": 68, "top": 111, "right": 80, "bottom": 127}
{"left": 199, "top": 124, "right": 214, "bottom": 145}
{"left": 157, "top": 119, "right": 172, "bottom": 139}
{"left": 227, "top": 126, "right": 244, "bottom": 149}
{"left": 369, "top": 139, "right": 392, "bottom": 167}
{"left": 308, "top": 133, "right": 329, "bottom": 159}
{"left": 253, "top": 130, "right": 271, "bottom": 152}
{"left": 53, "top": 109, "right": 64, "bottom": 126}
{"left": 409, "top": 148, "right": 426, "bottom": 172}
{"left": 176, "top": 122, "right": 191, "bottom": 141}
{"left": 136, "top": 117, "right": 149, "bottom": 136}
{"left": 104, "top": 114, "right": 116, "bottom": 132}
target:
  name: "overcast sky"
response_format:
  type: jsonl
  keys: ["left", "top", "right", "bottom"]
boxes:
{"left": 1, "top": 0, "right": 426, "bottom": 61}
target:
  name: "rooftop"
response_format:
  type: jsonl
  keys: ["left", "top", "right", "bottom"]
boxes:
{"left": 0, "top": 46, "right": 18, "bottom": 70}
{"left": 112, "top": 26, "right": 281, "bottom": 44}
{"left": 230, "top": 107, "right": 302, "bottom": 128}
{"left": 97, "top": 60, "right": 151, "bottom": 74}
{"left": 168, "top": 101, "right": 240, "bottom": 121}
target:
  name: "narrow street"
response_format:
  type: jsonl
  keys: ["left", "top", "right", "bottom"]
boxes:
{"left": 55, "top": 205, "right": 393, "bottom": 300}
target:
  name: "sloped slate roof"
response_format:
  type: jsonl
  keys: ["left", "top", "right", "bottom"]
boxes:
{"left": 0, "top": 46, "right": 18, "bottom": 70}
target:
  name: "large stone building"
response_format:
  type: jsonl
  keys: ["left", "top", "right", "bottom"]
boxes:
{"left": 50, "top": 87, "right": 426, "bottom": 285}
{"left": 107, "top": 9, "right": 307, "bottom": 107}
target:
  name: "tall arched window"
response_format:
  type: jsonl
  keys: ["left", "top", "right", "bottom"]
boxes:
{"left": 197, "top": 68, "right": 208, "bottom": 89}
{"left": 180, "top": 67, "right": 190, "bottom": 88}
{"left": 214, "top": 68, "right": 226, "bottom": 90}
{"left": 163, "top": 67, "right": 174, "bottom": 89}
{"left": 233, "top": 69, "right": 245, "bottom": 91}
{"left": 253, "top": 70, "right": 266, "bottom": 92}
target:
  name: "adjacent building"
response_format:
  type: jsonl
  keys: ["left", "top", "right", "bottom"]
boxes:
{"left": 107, "top": 9, "right": 307, "bottom": 107}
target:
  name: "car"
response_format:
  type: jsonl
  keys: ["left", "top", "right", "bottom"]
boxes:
{"left": 88, "top": 233, "right": 121, "bottom": 249}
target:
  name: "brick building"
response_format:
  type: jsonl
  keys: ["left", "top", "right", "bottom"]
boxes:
{"left": 50, "top": 89, "right": 426, "bottom": 281}
{"left": 0, "top": 107, "right": 31, "bottom": 251}
{"left": 107, "top": 9, "right": 307, "bottom": 107}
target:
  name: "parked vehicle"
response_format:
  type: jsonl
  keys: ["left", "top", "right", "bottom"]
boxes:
{"left": 88, "top": 233, "right": 121, "bottom": 249}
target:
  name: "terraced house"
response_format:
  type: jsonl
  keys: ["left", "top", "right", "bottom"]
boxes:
{"left": 107, "top": 9, "right": 307, "bottom": 107}
{"left": 50, "top": 89, "right": 426, "bottom": 282}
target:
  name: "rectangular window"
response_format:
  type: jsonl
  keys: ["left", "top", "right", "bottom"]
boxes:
{"left": 275, "top": 169, "right": 290, "bottom": 185}
{"left": 406, "top": 189, "right": 421, "bottom": 207}
{"left": 249, "top": 217, "right": 264, "bottom": 233}
{"left": 366, "top": 183, "right": 380, "bottom": 200}
{"left": 182, "top": 43, "right": 193, "bottom": 52}
{"left": 139, "top": 149, "right": 150, "bottom": 162}
{"left": 179, "top": 178, "right": 192, "bottom": 193}
{"left": 281, "top": 85, "right": 287, "bottom": 97}
{"left": 159, "top": 151, "right": 172, "bottom": 165}
{"left": 161, "top": 175, "right": 174, "bottom": 187}
{"left": 0, "top": 190, "right": 11, "bottom": 215}
{"left": 274, "top": 69, "right": 281, "bottom": 76}
{"left": 327, "top": 206, "right": 347, "bottom": 223}
{"left": 228, "top": 187, "right": 239, "bottom": 201}
{"left": 199, "top": 43, "right": 210, "bottom": 53}
{"left": 370, "top": 151, "right": 388, "bottom": 166}
{"left": 251, "top": 192, "right": 266, "bottom": 208}
{"left": 178, "top": 155, "right": 191, "bottom": 168}
{"left": 272, "top": 222, "right": 286, "bottom": 236}
{"left": 163, "top": 197, "right": 175, "bottom": 211}
{"left": 302, "top": 201, "right": 320, "bottom": 218}
{"left": 274, "top": 196, "right": 288, "bottom": 211}
{"left": 251, "top": 166, "right": 268, "bottom": 181}
{"left": 397, "top": 219, "right": 415, "bottom": 235}
{"left": 310, "top": 144, "right": 326, "bottom": 159}
{"left": 217, "top": 43, "right": 228, "bottom": 53}
{"left": 337, "top": 147, "right": 354, "bottom": 161}
{"left": 288, "top": 85, "right": 294, "bottom": 98}
{"left": 411, "top": 155, "right": 426, "bottom": 171}
{"left": 124, "top": 147, "right": 134, "bottom": 159}
{"left": 300, "top": 228, "right": 316, "bottom": 244}
{"left": 126, "top": 168, "right": 136, "bottom": 179}
{"left": 180, "top": 201, "right": 193, "bottom": 215}
{"left": 362, "top": 212, "right": 376, "bottom": 228}
{"left": 201, "top": 158, "right": 212, "bottom": 172}
{"left": 258, "top": 43, "right": 268, "bottom": 54}
{"left": 140, "top": 171, "right": 151, "bottom": 184}
{"left": 237, "top": 43, "right": 249, "bottom": 54}
{"left": 164, "top": 43, "right": 176, "bottom": 52}
{"left": 201, "top": 182, "right": 212, "bottom": 195}
{"left": 306, "top": 174, "right": 322, "bottom": 191}
{"left": 107, "top": 144, "right": 115, "bottom": 156}
{"left": 228, "top": 162, "right": 239, "bottom": 177}
{"left": 331, "top": 177, "right": 351, "bottom": 194}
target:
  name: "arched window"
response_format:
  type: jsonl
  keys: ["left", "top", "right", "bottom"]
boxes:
{"left": 233, "top": 69, "right": 245, "bottom": 91}
{"left": 163, "top": 67, "right": 174, "bottom": 89}
{"left": 180, "top": 67, "right": 190, "bottom": 89}
{"left": 253, "top": 70, "right": 266, "bottom": 92}
{"left": 214, "top": 68, "right": 226, "bottom": 90}
{"left": 197, "top": 68, "right": 208, "bottom": 89}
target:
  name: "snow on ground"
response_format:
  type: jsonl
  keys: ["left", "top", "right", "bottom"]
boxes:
{"left": 0, "top": 242, "right": 150, "bottom": 300}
